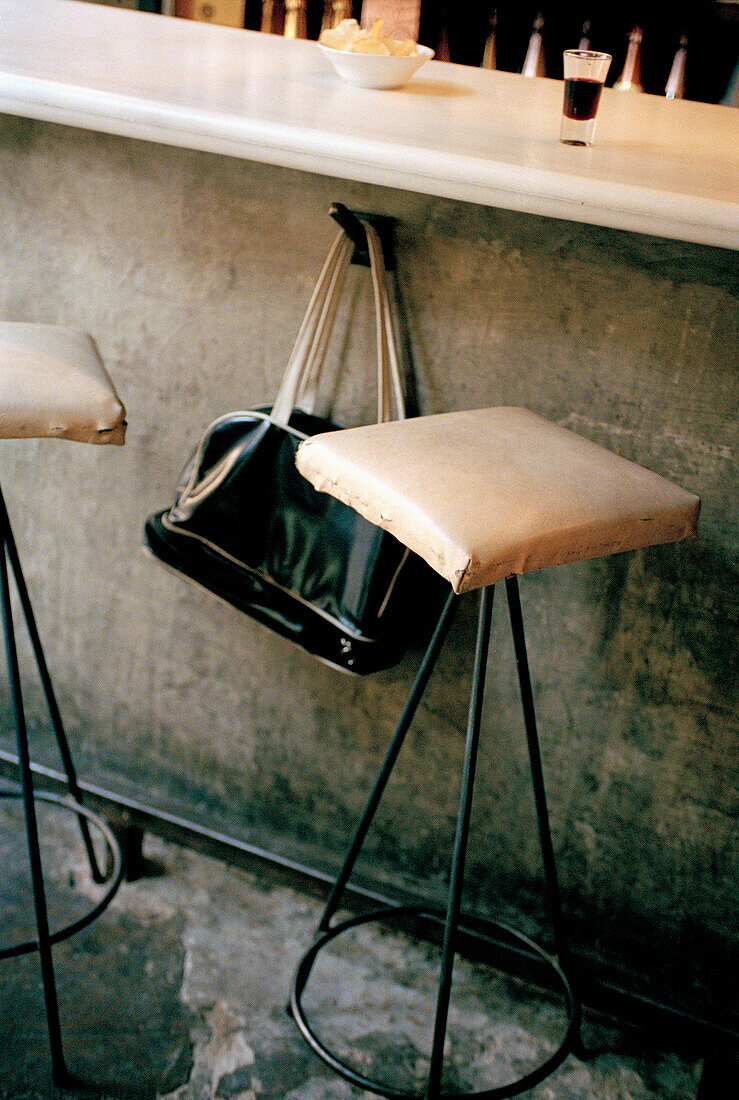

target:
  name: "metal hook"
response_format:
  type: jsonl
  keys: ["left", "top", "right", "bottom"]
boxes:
{"left": 329, "top": 202, "right": 396, "bottom": 269}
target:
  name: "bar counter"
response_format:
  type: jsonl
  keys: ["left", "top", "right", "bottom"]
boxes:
{"left": 0, "top": 0, "right": 737, "bottom": 248}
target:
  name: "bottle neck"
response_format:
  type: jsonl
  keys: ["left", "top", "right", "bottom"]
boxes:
{"left": 615, "top": 27, "right": 644, "bottom": 92}
{"left": 481, "top": 10, "right": 497, "bottom": 71}
{"left": 261, "top": 0, "right": 275, "bottom": 34}
{"left": 522, "top": 13, "right": 546, "bottom": 78}
{"left": 578, "top": 20, "right": 591, "bottom": 52}
{"left": 284, "top": 0, "right": 307, "bottom": 40}
{"left": 665, "top": 35, "right": 688, "bottom": 99}
{"left": 330, "top": 1, "right": 351, "bottom": 31}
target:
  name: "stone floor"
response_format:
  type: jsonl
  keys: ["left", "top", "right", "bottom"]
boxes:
{"left": 0, "top": 798, "right": 706, "bottom": 1100}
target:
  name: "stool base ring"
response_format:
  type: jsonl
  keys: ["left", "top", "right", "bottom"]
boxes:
{"left": 0, "top": 788, "right": 124, "bottom": 960}
{"left": 290, "top": 903, "right": 581, "bottom": 1100}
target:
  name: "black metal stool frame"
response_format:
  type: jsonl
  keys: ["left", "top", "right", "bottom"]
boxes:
{"left": 0, "top": 484, "right": 123, "bottom": 1086}
{"left": 291, "top": 579, "right": 582, "bottom": 1099}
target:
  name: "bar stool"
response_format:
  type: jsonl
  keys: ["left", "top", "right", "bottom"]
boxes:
{"left": 0, "top": 322, "right": 126, "bottom": 1086}
{"left": 291, "top": 406, "right": 700, "bottom": 1099}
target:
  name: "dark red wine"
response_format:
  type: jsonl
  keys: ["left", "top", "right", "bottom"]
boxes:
{"left": 563, "top": 77, "right": 603, "bottom": 120}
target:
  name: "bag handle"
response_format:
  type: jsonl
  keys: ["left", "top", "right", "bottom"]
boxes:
{"left": 364, "top": 219, "right": 405, "bottom": 424}
{"left": 291, "top": 231, "right": 353, "bottom": 419}
{"left": 299, "top": 220, "right": 404, "bottom": 424}
{"left": 270, "top": 222, "right": 405, "bottom": 428}
{"left": 270, "top": 230, "right": 352, "bottom": 427}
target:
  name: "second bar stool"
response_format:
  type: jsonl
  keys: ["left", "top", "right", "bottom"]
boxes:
{"left": 291, "top": 406, "right": 700, "bottom": 1099}
{"left": 0, "top": 322, "right": 126, "bottom": 1086}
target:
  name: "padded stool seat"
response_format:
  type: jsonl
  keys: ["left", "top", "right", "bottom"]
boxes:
{"left": 296, "top": 406, "right": 700, "bottom": 593}
{"left": 0, "top": 322, "right": 126, "bottom": 444}
{"left": 0, "top": 321, "right": 125, "bottom": 1085}
{"left": 291, "top": 406, "right": 700, "bottom": 1099}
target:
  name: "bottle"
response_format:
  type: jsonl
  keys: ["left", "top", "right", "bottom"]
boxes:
{"left": 521, "top": 12, "right": 546, "bottom": 78}
{"left": 481, "top": 7, "right": 497, "bottom": 71}
{"left": 261, "top": 0, "right": 275, "bottom": 33}
{"left": 665, "top": 34, "right": 687, "bottom": 100}
{"left": 322, "top": 0, "right": 350, "bottom": 34}
{"left": 434, "top": 3, "right": 451, "bottom": 63}
{"left": 614, "top": 25, "right": 644, "bottom": 92}
{"left": 284, "top": 0, "right": 307, "bottom": 39}
{"left": 261, "top": 0, "right": 286, "bottom": 33}
{"left": 721, "top": 60, "right": 739, "bottom": 107}
{"left": 578, "top": 19, "right": 591, "bottom": 52}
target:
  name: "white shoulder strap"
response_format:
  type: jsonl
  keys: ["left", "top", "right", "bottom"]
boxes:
{"left": 271, "top": 221, "right": 406, "bottom": 428}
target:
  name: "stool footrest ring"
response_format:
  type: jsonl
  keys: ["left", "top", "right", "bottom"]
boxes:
{"left": 290, "top": 902, "right": 581, "bottom": 1100}
{"left": 0, "top": 788, "right": 124, "bottom": 960}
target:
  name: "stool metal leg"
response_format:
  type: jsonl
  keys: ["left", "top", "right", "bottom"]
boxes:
{"left": 0, "top": 487, "right": 104, "bottom": 882}
{"left": 505, "top": 576, "right": 570, "bottom": 970}
{"left": 506, "top": 576, "right": 586, "bottom": 1061}
{"left": 426, "top": 586, "right": 494, "bottom": 1098}
{"left": 1, "top": 535, "right": 67, "bottom": 1084}
{"left": 319, "top": 589, "right": 458, "bottom": 933}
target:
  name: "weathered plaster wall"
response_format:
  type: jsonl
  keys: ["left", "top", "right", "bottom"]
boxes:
{"left": 0, "top": 114, "right": 736, "bottom": 1021}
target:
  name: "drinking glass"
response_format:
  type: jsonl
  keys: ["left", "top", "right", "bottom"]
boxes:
{"left": 560, "top": 50, "right": 612, "bottom": 146}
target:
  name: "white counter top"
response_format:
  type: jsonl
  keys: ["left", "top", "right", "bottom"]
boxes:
{"left": 1, "top": 0, "right": 737, "bottom": 249}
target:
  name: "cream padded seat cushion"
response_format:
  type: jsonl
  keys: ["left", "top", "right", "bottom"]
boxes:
{"left": 0, "top": 323, "right": 126, "bottom": 445}
{"left": 296, "top": 407, "right": 700, "bottom": 594}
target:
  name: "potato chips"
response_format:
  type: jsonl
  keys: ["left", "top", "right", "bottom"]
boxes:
{"left": 319, "top": 18, "right": 417, "bottom": 57}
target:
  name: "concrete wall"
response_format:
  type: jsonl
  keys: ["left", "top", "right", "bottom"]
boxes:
{"left": 1, "top": 113, "right": 736, "bottom": 1022}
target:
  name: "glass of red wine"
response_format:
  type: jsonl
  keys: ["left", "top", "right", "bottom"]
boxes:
{"left": 561, "top": 49, "right": 612, "bottom": 146}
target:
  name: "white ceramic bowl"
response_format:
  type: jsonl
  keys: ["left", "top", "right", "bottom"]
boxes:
{"left": 318, "top": 43, "right": 434, "bottom": 90}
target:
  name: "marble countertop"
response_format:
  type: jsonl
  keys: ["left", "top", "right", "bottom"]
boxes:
{"left": 1, "top": 0, "right": 737, "bottom": 249}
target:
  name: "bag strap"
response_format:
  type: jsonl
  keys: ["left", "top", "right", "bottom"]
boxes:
{"left": 270, "top": 222, "right": 405, "bottom": 428}
{"left": 364, "top": 219, "right": 405, "bottom": 424}
{"left": 292, "top": 233, "right": 353, "bottom": 418}
{"left": 271, "top": 230, "right": 352, "bottom": 427}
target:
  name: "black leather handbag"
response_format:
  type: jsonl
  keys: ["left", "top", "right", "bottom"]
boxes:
{"left": 144, "top": 220, "right": 444, "bottom": 674}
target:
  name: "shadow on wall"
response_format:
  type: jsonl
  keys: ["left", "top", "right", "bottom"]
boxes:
{"left": 598, "top": 537, "right": 737, "bottom": 709}
{"left": 561, "top": 536, "right": 739, "bottom": 1020}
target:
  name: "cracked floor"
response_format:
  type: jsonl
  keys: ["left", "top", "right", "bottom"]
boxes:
{"left": 0, "top": 799, "right": 704, "bottom": 1099}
